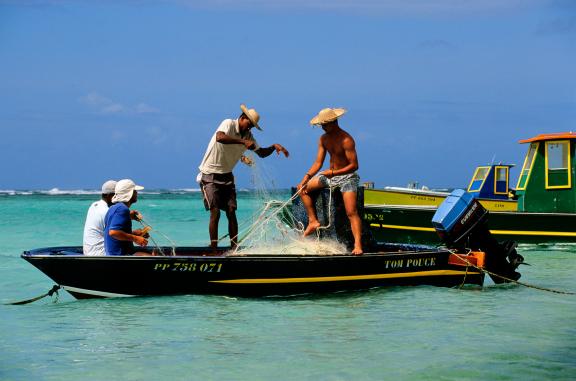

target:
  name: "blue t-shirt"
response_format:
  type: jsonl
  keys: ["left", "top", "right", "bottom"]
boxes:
{"left": 104, "top": 203, "right": 134, "bottom": 256}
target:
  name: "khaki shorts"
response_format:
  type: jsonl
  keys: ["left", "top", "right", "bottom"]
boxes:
{"left": 200, "top": 173, "right": 237, "bottom": 212}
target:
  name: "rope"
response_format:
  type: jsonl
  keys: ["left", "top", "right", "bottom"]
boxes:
{"left": 233, "top": 186, "right": 306, "bottom": 254}
{"left": 137, "top": 215, "right": 177, "bottom": 256}
{"left": 5, "top": 285, "right": 61, "bottom": 305}
{"left": 315, "top": 179, "right": 335, "bottom": 234}
{"left": 450, "top": 250, "right": 575, "bottom": 295}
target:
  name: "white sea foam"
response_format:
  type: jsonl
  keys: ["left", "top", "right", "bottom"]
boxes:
{"left": 0, "top": 188, "right": 203, "bottom": 196}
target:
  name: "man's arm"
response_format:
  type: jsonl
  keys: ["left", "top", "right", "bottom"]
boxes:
{"left": 298, "top": 138, "right": 327, "bottom": 188}
{"left": 215, "top": 131, "right": 255, "bottom": 150}
{"left": 109, "top": 230, "right": 148, "bottom": 247}
{"left": 254, "top": 144, "right": 289, "bottom": 158}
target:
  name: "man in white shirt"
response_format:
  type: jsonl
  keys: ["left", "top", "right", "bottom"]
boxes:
{"left": 198, "top": 104, "right": 289, "bottom": 249}
{"left": 83, "top": 180, "right": 117, "bottom": 256}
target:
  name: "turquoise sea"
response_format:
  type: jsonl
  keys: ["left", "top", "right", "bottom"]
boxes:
{"left": 1, "top": 191, "right": 575, "bottom": 380}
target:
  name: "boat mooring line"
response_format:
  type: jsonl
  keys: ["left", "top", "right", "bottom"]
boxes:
{"left": 63, "top": 286, "right": 135, "bottom": 298}
{"left": 452, "top": 250, "right": 576, "bottom": 295}
{"left": 4, "top": 285, "right": 60, "bottom": 305}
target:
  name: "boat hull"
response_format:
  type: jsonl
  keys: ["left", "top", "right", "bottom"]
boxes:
{"left": 364, "top": 188, "right": 517, "bottom": 212}
{"left": 365, "top": 205, "right": 576, "bottom": 244}
{"left": 22, "top": 246, "right": 484, "bottom": 299}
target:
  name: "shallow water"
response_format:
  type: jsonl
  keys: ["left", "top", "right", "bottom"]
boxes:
{"left": 1, "top": 193, "right": 575, "bottom": 380}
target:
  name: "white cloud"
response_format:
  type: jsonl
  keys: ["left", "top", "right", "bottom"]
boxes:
{"left": 135, "top": 103, "right": 160, "bottom": 114}
{"left": 79, "top": 92, "right": 160, "bottom": 115}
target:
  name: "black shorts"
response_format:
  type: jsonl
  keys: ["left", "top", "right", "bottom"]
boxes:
{"left": 200, "top": 173, "right": 237, "bottom": 212}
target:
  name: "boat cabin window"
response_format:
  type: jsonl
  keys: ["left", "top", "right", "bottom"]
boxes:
{"left": 494, "top": 166, "right": 509, "bottom": 194}
{"left": 468, "top": 166, "right": 490, "bottom": 192}
{"left": 516, "top": 142, "right": 538, "bottom": 190}
{"left": 546, "top": 140, "right": 571, "bottom": 189}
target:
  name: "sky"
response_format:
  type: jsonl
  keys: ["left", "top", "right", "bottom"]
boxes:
{"left": 0, "top": 0, "right": 575, "bottom": 190}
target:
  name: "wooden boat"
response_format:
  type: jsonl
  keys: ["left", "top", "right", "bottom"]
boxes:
{"left": 365, "top": 132, "right": 576, "bottom": 244}
{"left": 21, "top": 245, "right": 489, "bottom": 299}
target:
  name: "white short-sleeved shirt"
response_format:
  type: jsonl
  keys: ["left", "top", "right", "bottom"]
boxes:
{"left": 83, "top": 199, "right": 109, "bottom": 256}
{"left": 199, "top": 118, "right": 260, "bottom": 175}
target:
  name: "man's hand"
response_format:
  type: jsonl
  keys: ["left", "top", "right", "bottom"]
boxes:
{"left": 240, "top": 155, "right": 254, "bottom": 166}
{"left": 273, "top": 144, "right": 289, "bottom": 157}
{"left": 244, "top": 140, "right": 256, "bottom": 150}
{"left": 130, "top": 210, "right": 142, "bottom": 221}
{"left": 320, "top": 169, "right": 335, "bottom": 178}
{"left": 133, "top": 227, "right": 151, "bottom": 238}
{"left": 133, "top": 235, "right": 148, "bottom": 247}
{"left": 297, "top": 181, "right": 309, "bottom": 195}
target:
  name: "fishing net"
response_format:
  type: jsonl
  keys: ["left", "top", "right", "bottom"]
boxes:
{"left": 230, "top": 153, "right": 347, "bottom": 256}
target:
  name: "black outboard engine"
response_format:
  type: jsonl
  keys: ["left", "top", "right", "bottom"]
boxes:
{"left": 432, "top": 189, "right": 523, "bottom": 283}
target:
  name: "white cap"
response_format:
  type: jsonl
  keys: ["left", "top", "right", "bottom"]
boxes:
{"left": 112, "top": 179, "right": 144, "bottom": 203}
{"left": 101, "top": 180, "right": 117, "bottom": 194}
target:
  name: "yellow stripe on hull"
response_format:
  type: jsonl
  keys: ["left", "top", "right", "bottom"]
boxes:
{"left": 364, "top": 189, "right": 517, "bottom": 211}
{"left": 209, "top": 270, "right": 480, "bottom": 284}
{"left": 370, "top": 223, "right": 576, "bottom": 237}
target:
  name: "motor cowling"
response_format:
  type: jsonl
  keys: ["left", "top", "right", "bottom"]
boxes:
{"left": 432, "top": 189, "right": 523, "bottom": 283}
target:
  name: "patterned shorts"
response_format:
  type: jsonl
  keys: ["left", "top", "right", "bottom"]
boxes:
{"left": 317, "top": 172, "right": 360, "bottom": 193}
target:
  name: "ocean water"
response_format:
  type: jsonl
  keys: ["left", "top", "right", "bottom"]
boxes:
{"left": 1, "top": 191, "right": 575, "bottom": 380}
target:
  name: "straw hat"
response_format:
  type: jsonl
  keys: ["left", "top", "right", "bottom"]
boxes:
{"left": 240, "top": 104, "right": 262, "bottom": 131}
{"left": 112, "top": 179, "right": 144, "bottom": 203}
{"left": 310, "top": 108, "right": 347, "bottom": 126}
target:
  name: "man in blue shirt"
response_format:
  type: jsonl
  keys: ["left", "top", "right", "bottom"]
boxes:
{"left": 104, "top": 179, "right": 151, "bottom": 256}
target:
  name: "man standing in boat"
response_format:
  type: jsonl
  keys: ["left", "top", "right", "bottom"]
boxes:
{"left": 297, "top": 107, "right": 363, "bottom": 255}
{"left": 198, "top": 104, "right": 290, "bottom": 249}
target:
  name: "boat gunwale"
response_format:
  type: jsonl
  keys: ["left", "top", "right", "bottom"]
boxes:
{"left": 21, "top": 250, "right": 449, "bottom": 261}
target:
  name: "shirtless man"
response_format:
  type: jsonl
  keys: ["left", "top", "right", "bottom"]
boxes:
{"left": 296, "top": 107, "right": 363, "bottom": 255}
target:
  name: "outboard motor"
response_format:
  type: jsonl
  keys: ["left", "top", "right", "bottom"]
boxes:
{"left": 432, "top": 189, "right": 523, "bottom": 283}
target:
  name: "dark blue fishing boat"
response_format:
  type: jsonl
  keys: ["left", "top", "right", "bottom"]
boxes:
{"left": 22, "top": 188, "right": 523, "bottom": 299}
{"left": 21, "top": 245, "right": 489, "bottom": 299}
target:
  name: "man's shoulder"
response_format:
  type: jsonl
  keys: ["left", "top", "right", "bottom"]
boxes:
{"left": 218, "top": 118, "right": 236, "bottom": 131}
{"left": 109, "top": 203, "right": 128, "bottom": 214}
{"left": 88, "top": 199, "right": 107, "bottom": 214}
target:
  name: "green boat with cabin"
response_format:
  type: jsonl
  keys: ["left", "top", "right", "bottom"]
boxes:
{"left": 365, "top": 132, "right": 576, "bottom": 244}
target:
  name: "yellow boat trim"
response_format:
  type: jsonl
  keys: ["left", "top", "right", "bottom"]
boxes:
{"left": 210, "top": 270, "right": 480, "bottom": 284}
{"left": 489, "top": 230, "right": 576, "bottom": 237}
{"left": 370, "top": 223, "right": 576, "bottom": 237}
{"left": 370, "top": 223, "right": 436, "bottom": 232}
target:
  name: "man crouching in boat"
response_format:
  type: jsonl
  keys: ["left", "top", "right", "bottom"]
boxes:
{"left": 198, "top": 104, "right": 289, "bottom": 249}
{"left": 104, "top": 179, "right": 153, "bottom": 256}
{"left": 297, "top": 108, "right": 363, "bottom": 255}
